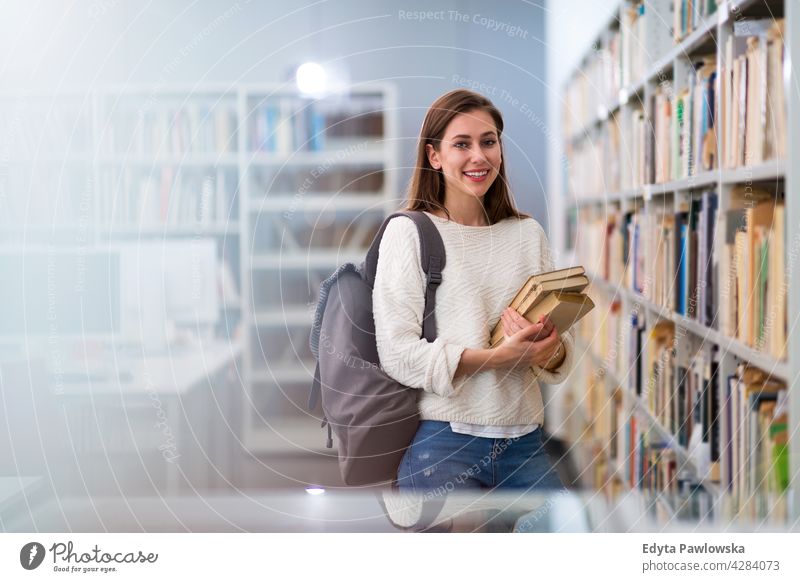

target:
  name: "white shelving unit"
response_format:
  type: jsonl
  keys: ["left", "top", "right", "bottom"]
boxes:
{"left": 556, "top": 0, "right": 798, "bottom": 523}
{"left": 0, "top": 82, "right": 399, "bottom": 456}
{"left": 0, "top": 85, "right": 244, "bottom": 334}
{"left": 238, "top": 83, "right": 398, "bottom": 453}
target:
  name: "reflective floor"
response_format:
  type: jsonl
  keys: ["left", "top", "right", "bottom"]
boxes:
{"left": 2, "top": 481, "right": 796, "bottom": 533}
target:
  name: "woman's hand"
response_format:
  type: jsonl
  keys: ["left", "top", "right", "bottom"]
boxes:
{"left": 494, "top": 308, "right": 564, "bottom": 370}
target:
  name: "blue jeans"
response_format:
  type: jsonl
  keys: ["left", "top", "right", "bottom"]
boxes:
{"left": 396, "top": 420, "right": 565, "bottom": 493}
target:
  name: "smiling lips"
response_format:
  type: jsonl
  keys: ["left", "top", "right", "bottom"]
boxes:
{"left": 463, "top": 169, "right": 490, "bottom": 182}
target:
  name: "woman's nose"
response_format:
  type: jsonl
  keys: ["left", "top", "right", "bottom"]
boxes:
{"left": 470, "top": 145, "right": 486, "bottom": 162}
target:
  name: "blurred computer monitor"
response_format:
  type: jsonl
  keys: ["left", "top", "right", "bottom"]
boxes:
{"left": 0, "top": 239, "right": 220, "bottom": 355}
{"left": 161, "top": 238, "right": 219, "bottom": 327}
{"left": 115, "top": 238, "right": 219, "bottom": 351}
{"left": 116, "top": 242, "right": 169, "bottom": 352}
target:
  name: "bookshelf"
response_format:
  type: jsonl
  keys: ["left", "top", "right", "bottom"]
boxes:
{"left": 94, "top": 87, "right": 242, "bottom": 238}
{"left": 0, "top": 86, "right": 243, "bottom": 333}
{"left": 0, "top": 83, "right": 398, "bottom": 456}
{"left": 239, "top": 84, "right": 398, "bottom": 453}
{"left": 558, "top": 0, "right": 797, "bottom": 525}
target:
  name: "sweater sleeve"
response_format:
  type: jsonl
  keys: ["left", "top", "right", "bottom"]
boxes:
{"left": 528, "top": 221, "right": 576, "bottom": 385}
{"left": 372, "top": 217, "right": 467, "bottom": 397}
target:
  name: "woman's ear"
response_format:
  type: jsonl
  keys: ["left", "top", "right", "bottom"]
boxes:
{"left": 425, "top": 143, "right": 441, "bottom": 170}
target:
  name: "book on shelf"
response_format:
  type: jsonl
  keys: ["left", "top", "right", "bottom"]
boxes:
{"left": 642, "top": 443, "right": 678, "bottom": 496}
{"left": 644, "top": 320, "right": 675, "bottom": 427}
{"left": 97, "top": 166, "right": 236, "bottom": 227}
{"left": 105, "top": 102, "right": 238, "bottom": 156}
{"left": 249, "top": 97, "right": 384, "bottom": 154}
{"left": 622, "top": 107, "right": 648, "bottom": 190}
{"left": 577, "top": 288, "right": 789, "bottom": 515}
{"left": 488, "top": 267, "right": 592, "bottom": 347}
{"left": 653, "top": 53, "right": 718, "bottom": 184}
{"left": 629, "top": 209, "right": 646, "bottom": 294}
{"left": 620, "top": 2, "right": 647, "bottom": 88}
{"left": 689, "top": 56, "right": 717, "bottom": 175}
{"left": 722, "top": 18, "right": 786, "bottom": 169}
{"left": 723, "top": 363, "right": 788, "bottom": 512}
{"left": 697, "top": 191, "right": 718, "bottom": 326}
{"left": 581, "top": 188, "right": 730, "bottom": 333}
{"left": 579, "top": 184, "right": 785, "bottom": 356}
{"left": 719, "top": 187, "right": 786, "bottom": 358}
{"left": 653, "top": 82, "right": 673, "bottom": 184}
{"left": 626, "top": 317, "right": 723, "bottom": 491}
{"left": 252, "top": 98, "right": 326, "bottom": 153}
{"left": 601, "top": 184, "right": 786, "bottom": 357}
{"left": 562, "top": 1, "right": 646, "bottom": 140}
{"left": 566, "top": 18, "right": 785, "bottom": 202}
{"left": 675, "top": 337, "right": 706, "bottom": 455}
{"left": 673, "top": 0, "right": 718, "bottom": 42}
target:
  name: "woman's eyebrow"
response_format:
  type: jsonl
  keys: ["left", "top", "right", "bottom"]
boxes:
{"left": 450, "top": 131, "right": 498, "bottom": 139}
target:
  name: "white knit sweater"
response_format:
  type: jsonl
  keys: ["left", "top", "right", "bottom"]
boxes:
{"left": 372, "top": 210, "right": 575, "bottom": 428}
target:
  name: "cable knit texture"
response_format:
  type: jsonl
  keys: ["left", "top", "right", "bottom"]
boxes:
{"left": 372, "top": 210, "right": 575, "bottom": 427}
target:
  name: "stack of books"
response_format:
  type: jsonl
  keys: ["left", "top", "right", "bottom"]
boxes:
{"left": 489, "top": 266, "right": 594, "bottom": 348}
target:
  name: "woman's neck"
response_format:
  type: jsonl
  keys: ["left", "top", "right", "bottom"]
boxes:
{"left": 433, "top": 197, "right": 488, "bottom": 227}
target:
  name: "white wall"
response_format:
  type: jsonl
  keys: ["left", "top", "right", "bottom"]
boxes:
{"left": 0, "top": 0, "right": 550, "bottom": 223}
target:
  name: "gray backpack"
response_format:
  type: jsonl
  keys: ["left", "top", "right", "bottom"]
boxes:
{"left": 308, "top": 210, "right": 445, "bottom": 486}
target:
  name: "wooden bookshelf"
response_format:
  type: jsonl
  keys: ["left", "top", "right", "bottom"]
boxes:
{"left": 558, "top": 0, "right": 796, "bottom": 524}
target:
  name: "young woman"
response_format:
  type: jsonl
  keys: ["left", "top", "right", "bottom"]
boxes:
{"left": 372, "top": 89, "right": 574, "bottom": 493}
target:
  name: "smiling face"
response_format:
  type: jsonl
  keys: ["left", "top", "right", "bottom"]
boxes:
{"left": 425, "top": 108, "right": 502, "bottom": 203}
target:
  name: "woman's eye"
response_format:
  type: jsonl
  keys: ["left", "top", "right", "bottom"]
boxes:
{"left": 453, "top": 140, "right": 495, "bottom": 148}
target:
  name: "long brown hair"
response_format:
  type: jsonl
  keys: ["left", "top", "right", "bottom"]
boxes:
{"left": 404, "top": 89, "right": 530, "bottom": 225}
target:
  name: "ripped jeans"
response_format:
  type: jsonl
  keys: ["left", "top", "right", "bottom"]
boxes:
{"left": 395, "top": 420, "right": 565, "bottom": 493}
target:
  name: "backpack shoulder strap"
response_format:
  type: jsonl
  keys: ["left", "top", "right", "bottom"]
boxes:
{"left": 364, "top": 210, "right": 445, "bottom": 343}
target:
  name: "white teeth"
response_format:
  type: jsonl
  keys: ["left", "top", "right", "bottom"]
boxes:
{"left": 464, "top": 170, "right": 488, "bottom": 177}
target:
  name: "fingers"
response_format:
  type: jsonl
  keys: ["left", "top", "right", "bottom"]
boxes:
{"left": 537, "top": 314, "right": 554, "bottom": 337}
{"left": 518, "top": 321, "right": 545, "bottom": 341}
{"left": 529, "top": 315, "right": 556, "bottom": 343}
{"left": 504, "top": 308, "right": 555, "bottom": 341}
{"left": 525, "top": 330, "right": 558, "bottom": 363}
{"left": 506, "top": 308, "right": 554, "bottom": 333}
{"left": 501, "top": 308, "right": 536, "bottom": 337}
{"left": 501, "top": 309, "right": 560, "bottom": 356}
{"left": 533, "top": 328, "right": 559, "bottom": 352}
{"left": 500, "top": 310, "right": 517, "bottom": 335}
{"left": 502, "top": 324, "right": 562, "bottom": 370}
